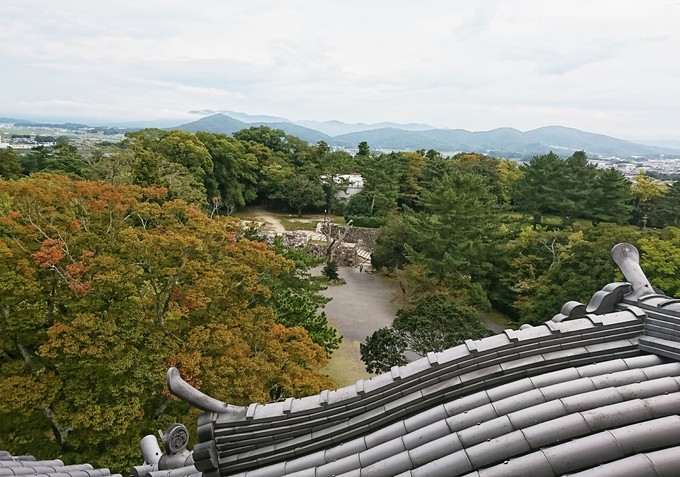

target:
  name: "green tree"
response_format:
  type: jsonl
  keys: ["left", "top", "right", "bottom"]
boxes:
{"left": 16, "top": 144, "right": 87, "bottom": 178}
{"left": 20, "top": 146, "right": 50, "bottom": 174}
{"left": 513, "top": 152, "right": 567, "bottom": 222}
{"left": 653, "top": 180, "right": 680, "bottom": 227}
{"left": 234, "top": 125, "right": 289, "bottom": 154}
{"left": 86, "top": 146, "right": 135, "bottom": 184}
{"left": 196, "top": 132, "right": 259, "bottom": 210}
{"left": 562, "top": 151, "right": 597, "bottom": 218}
{"left": 123, "top": 129, "right": 213, "bottom": 205}
{"left": 453, "top": 153, "right": 504, "bottom": 201}
{"left": 322, "top": 260, "right": 340, "bottom": 281}
{"left": 585, "top": 168, "right": 633, "bottom": 225}
{"left": 157, "top": 130, "right": 213, "bottom": 184}
{"left": 631, "top": 170, "right": 666, "bottom": 227}
{"left": 360, "top": 298, "right": 491, "bottom": 373}
{"left": 130, "top": 148, "right": 162, "bottom": 187}
{"left": 156, "top": 161, "right": 207, "bottom": 205}
{"left": 346, "top": 153, "right": 403, "bottom": 221}
{"left": 43, "top": 144, "right": 87, "bottom": 177}
{"left": 359, "top": 328, "right": 408, "bottom": 374}
{"left": 511, "top": 151, "right": 603, "bottom": 223}
{"left": 496, "top": 159, "right": 523, "bottom": 204}
{"left": 640, "top": 227, "right": 680, "bottom": 297}
{"left": 504, "top": 224, "right": 639, "bottom": 325}
{"left": 420, "top": 154, "right": 457, "bottom": 192}
{"left": 125, "top": 129, "right": 212, "bottom": 180}
{"left": 272, "top": 288, "right": 341, "bottom": 357}
{"left": 404, "top": 170, "right": 507, "bottom": 307}
{"left": 0, "top": 148, "right": 23, "bottom": 180}
{"left": 498, "top": 226, "right": 572, "bottom": 322}
{"left": 344, "top": 190, "right": 389, "bottom": 226}
{"left": 396, "top": 151, "right": 426, "bottom": 209}
{"left": 272, "top": 174, "right": 326, "bottom": 217}
{"left": 371, "top": 213, "right": 418, "bottom": 269}
{"left": 312, "top": 143, "right": 356, "bottom": 215}
{"left": 357, "top": 141, "right": 370, "bottom": 157}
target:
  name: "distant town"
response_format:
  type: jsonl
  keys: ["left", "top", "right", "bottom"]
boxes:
{"left": 590, "top": 157, "right": 680, "bottom": 181}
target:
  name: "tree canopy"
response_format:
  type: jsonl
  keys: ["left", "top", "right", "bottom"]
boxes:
{"left": 373, "top": 169, "right": 508, "bottom": 308}
{"left": 0, "top": 174, "right": 334, "bottom": 470}
{"left": 512, "top": 151, "right": 633, "bottom": 226}
{"left": 360, "top": 297, "right": 490, "bottom": 373}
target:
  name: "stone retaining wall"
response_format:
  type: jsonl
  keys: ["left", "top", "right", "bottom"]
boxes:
{"left": 307, "top": 243, "right": 357, "bottom": 266}
{"left": 317, "top": 223, "right": 380, "bottom": 251}
{"left": 281, "top": 231, "right": 309, "bottom": 248}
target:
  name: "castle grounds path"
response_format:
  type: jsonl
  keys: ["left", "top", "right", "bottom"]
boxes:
{"left": 313, "top": 265, "right": 401, "bottom": 386}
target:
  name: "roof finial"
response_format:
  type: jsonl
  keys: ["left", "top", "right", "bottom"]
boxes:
{"left": 611, "top": 243, "right": 654, "bottom": 299}
{"left": 167, "top": 367, "right": 246, "bottom": 415}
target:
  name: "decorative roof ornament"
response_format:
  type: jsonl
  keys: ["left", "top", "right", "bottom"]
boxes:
{"left": 132, "top": 424, "right": 199, "bottom": 477}
{"left": 167, "top": 367, "right": 246, "bottom": 416}
{"left": 553, "top": 243, "right": 656, "bottom": 323}
{"left": 611, "top": 243, "right": 655, "bottom": 299}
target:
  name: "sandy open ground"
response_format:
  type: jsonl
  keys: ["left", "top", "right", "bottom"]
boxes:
{"left": 314, "top": 266, "right": 401, "bottom": 386}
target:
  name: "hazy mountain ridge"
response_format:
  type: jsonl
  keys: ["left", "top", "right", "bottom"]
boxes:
{"left": 295, "top": 119, "right": 435, "bottom": 136}
{"left": 188, "top": 110, "right": 290, "bottom": 123}
{"left": 174, "top": 114, "right": 679, "bottom": 158}
{"left": 187, "top": 111, "right": 436, "bottom": 136}
{"left": 176, "top": 114, "right": 249, "bottom": 134}
{"left": 3, "top": 113, "right": 679, "bottom": 159}
{"left": 176, "top": 114, "right": 332, "bottom": 143}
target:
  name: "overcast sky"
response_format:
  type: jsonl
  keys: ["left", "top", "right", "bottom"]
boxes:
{"left": 2, "top": 1, "right": 679, "bottom": 140}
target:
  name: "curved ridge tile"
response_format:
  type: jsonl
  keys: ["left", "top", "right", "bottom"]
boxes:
{"left": 585, "top": 283, "right": 630, "bottom": 315}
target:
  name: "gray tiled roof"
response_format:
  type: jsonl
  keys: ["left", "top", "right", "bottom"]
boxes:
{"left": 0, "top": 452, "right": 122, "bottom": 477}
{"left": 160, "top": 243, "right": 680, "bottom": 476}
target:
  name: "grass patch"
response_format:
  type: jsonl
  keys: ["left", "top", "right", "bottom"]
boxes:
{"left": 478, "top": 308, "right": 518, "bottom": 330}
{"left": 279, "top": 218, "right": 318, "bottom": 231}
{"left": 322, "top": 338, "right": 372, "bottom": 387}
{"left": 234, "top": 206, "right": 345, "bottom": 232}
{"left": 281, "top": 214, "right": 346, "bottom": 229}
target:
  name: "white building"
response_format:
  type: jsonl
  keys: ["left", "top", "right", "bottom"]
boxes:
{"left": 335, "top": 174, "right": 364, "bottom": 199}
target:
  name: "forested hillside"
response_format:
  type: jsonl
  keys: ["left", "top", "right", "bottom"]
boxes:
{"left": 2, "top": 126, "right": 680, "bottom": 470}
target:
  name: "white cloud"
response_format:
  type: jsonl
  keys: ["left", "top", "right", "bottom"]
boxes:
{"left": 1, "top": 0, "right": 679, "bottom": 139}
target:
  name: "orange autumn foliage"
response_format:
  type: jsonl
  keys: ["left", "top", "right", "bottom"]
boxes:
{"left": 0, "top": 174, "right": 335, "bottom": 470}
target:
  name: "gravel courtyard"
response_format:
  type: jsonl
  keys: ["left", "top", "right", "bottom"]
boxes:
{"left": 314, "top": 266, "right": 401, "bottom": 386}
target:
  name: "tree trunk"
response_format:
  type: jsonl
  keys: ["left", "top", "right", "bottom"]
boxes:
{"left": 43, "top": 407, "right": 71, "bottom": 449}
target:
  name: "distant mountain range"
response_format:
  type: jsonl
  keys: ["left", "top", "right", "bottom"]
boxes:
{"left": 3, "top": 113, "right": 679, "bottom": 159}
{"left": 174, "top": 113, "right": 680, "bottom": 159}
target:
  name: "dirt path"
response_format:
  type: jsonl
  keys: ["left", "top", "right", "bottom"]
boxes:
{"left": 314, "top": 266, "right": 401, "bottom": 386}
{"left": 242, "top": 206, "right": 286, "bottom": 234}
{"left": 239, "top": 206, "right": 512, "bottom": 385}
{"left": 315, "top": 268, "right": 514, "bottom": 387}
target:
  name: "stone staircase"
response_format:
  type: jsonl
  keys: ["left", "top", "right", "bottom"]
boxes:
{"left": 355, "top": 246, "right": 372, "bottom": 268}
